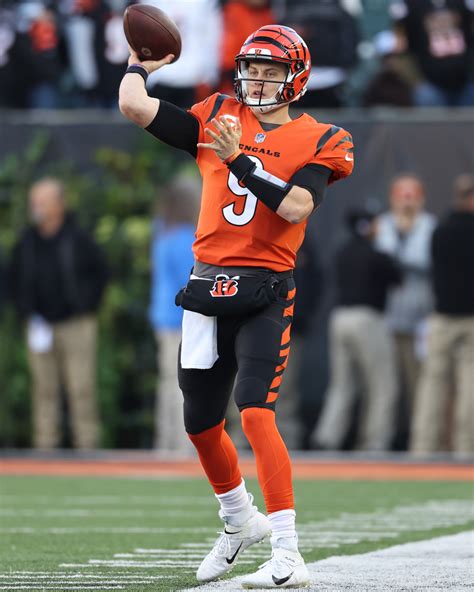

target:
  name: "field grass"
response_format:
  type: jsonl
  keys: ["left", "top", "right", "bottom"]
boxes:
{"left": 0, "top": 476, "right": 473, "bottom": 591}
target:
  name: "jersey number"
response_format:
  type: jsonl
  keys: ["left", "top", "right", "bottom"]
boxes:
{"left": 223, "top": 156, "right": 262, "bottom": 226}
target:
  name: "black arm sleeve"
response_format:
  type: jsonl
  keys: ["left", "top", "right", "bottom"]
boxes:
{"left": 145, "top": 100, "right": 199, "bottom": 158}
{"left": 228, "top": 157, "right": 332, "bottom": 213}
{"left": 289, "top": 164, "right": 331, "bottom": 209}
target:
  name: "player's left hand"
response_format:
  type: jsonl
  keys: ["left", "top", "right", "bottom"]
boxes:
{"left": 197, "top": 116, "right": 242, "bottom": 161}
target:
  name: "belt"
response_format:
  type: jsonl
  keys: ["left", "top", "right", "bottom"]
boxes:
{"left": 194, "top": 261, "right": 293, "bottom": 280}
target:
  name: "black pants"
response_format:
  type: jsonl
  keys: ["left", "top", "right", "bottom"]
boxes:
{"left": 179, "top": 277, "right": 295, "bottom": 435}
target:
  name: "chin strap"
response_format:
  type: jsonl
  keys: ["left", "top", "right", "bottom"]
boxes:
{"left": 250, "top": 104, "right": 281, "bottom": 114}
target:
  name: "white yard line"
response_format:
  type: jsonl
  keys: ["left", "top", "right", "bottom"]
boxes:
{"left": 0, "top": 495, "right": 213, "bottom": 506}
{"left": 3, "top": 500, "right": 472, "bottom": 589}
{"left": 0, "top": 575, "right": 171, "bottom": 580}
{"left": 3, "top": 499, "right": 471, "bottom": 538}
{"left": 0, "top": 584, "right": 136, "bottom": 587}
{"left": 0, "top": 509, "right": 211, "bottom": 518}
{"left": 182, "top": 530, "right": 474, "bottom": 592}
{"left": 0, "top": 584, "right": 126, "bottom": 592}
{"left": 0, "top": 526, "right": 214, "bottom": 534}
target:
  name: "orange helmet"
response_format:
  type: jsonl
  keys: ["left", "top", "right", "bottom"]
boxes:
{"left": 234, "top": 25, "right": 311, "bottom": 113}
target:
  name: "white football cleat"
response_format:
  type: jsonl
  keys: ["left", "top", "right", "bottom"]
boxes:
{"left": 196, "top": 502, "right": 271, "bottom": 583}
{"left": 241, "top": 546, "right": 310, "bottom": 589}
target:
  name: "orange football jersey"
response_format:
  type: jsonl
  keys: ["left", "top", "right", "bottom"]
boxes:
{"left": 189, "top": 93, "right": 354, "bottom": 272}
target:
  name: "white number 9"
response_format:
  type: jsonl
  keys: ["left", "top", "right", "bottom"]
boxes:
{"left": 223, "top": 155, "right": 263, "bottom": 226}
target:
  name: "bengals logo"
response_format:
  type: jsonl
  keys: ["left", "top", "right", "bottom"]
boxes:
{"left": 210, "top": 274, "right": 240, "bottom": 298}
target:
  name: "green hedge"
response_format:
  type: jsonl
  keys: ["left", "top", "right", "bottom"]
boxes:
{"left": 0, "top": 130, "right": 189, "bottom": 448}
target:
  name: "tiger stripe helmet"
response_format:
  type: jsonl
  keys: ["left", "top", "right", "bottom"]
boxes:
{"left": 234, "top": 25, "right": 311, "bottom": 113}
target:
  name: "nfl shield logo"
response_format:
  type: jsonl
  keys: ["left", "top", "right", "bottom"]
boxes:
{"left": 255, "top": 133, "right": 266, "bottom": 143}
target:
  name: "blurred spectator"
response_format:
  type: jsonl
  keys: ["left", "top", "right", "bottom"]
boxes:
{"left": 362, "top": 30, "right": 414, "bottom": 107}
{"left": 3, "top": 1, "right": 63, "bottom": 108}
{"left": 375, "top": 174, "right": 436, "bottom": 447}
{"left": 313, "top": 208, "right": 401, "bottom": 451}
{"left": 390, "top": 0, "right": 474, "bottom": 107}
{"left": 140, "top": 0, "right": 222, "bottom": 108}
{"left": 94, "top": 1, "right": 132, "bottom": 106}
{"left": 0, "top": 1, "right": 131, "bottom": 108}
{"left": 219, "top": 0, "right": 276, "bottom": 96}
{"left": 58, "top": 0, "right": 130, "bottom": 107}
{"left": 0, "top": 6, "right": 18, "bottom": 108}
{"left": 411, "top": 174, "right": 474, "bottom": 455}
{"left": 8, "top": 178, "right": 108, "bottom": 449}
{"left": 277, "top": 235, "right": 323, "bottom": 449}
{"left": 282, "top": 0, "right": 360, "bottom": 108}
{"left": 150, "top": 175, "right": 198, "bottom": 452}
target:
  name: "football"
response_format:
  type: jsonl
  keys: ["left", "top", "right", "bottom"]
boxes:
{"left": 123, "top": 4, "right": 181, "bottom": 62}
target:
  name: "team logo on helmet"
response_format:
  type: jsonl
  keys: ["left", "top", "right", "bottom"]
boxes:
{"left": 234, "top": 25, "right": 312, "bottom": 114}
{"left": 210, "top": 274, "right": 240, "bottom": 298}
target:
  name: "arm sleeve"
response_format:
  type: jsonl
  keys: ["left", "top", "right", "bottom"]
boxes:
{"left": 227, "top": 158, "right": 332, "bottom": 214}
{"left": 289, "top": 164, "right": 332, "bottom": 209}
{"left": 145, "top": 101, "right": 200, "bottom": 158}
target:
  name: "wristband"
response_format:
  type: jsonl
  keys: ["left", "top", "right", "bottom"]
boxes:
{"left": 227, "top": 153, "right": 255, "bottom": 182}
{"left": 223, "top": 149, "right": 242, "bottom": 165}
{"left": 125, "top": 64, "right": 149, "bottom": 84}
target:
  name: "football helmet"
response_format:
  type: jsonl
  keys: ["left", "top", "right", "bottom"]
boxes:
{"left": 234, "top": 25, "right": 311, "bottom": 113}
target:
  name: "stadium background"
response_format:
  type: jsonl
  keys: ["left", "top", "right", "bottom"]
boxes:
{"left": 0, "top": 2, "right": 473, "bottom": 591}
{"left": 1, "top": 1, "right": 473, "bottom": 450}
{"left": 1, "top": 111, "right": 473, "bottom": 448}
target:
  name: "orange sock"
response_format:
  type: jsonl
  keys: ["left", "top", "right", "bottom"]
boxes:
{"left": 241, "top": 407, "right": 294, "bottom": 513}
{"left": 188, "top": 421, "right": 242, "bottom": 494}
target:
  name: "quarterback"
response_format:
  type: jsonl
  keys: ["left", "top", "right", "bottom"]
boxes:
{"left": 119, "top": 25, "right": 353, "bottom": 589}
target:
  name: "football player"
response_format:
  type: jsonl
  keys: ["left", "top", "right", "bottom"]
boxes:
{"left": 119, "top": 25, "right": 354, "bottom": 589}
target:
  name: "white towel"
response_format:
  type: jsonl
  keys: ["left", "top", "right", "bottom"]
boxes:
{"left": 181, "top": 310, "right": 218, "bottom": 369}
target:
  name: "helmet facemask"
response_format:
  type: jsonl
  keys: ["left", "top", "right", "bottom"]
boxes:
{"left": 235, "top": 58, "right": 294, "bottom": 114}
{"left": 235, "top": 56, "right": 308, "bottom": 114}
{"left": 234, "top": 26, "right": 311, "bottom": 114}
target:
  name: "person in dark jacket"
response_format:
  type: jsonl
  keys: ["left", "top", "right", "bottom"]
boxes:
{"left": 411, "top": 173, "right": 474, "bottom": 455}
{"left": 389, "top": 0, "right": 474, "bottom": 107}
{"left": 313, "top": 208, "right": 401, "bottom": 451}
{"left": 8, "top": 177, "right": 108, "bottom": 449}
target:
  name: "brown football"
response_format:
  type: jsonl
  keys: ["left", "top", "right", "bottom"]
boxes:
{"left": 123, "top": 4, "right": 181, "bottom": 62}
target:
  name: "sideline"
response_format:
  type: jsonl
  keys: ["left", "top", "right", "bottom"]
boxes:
{"left": 0, "top": 455, "right": 473, "bottom": 480}
{"left": 182, "top": 530, "right": 474, "bottom": 591}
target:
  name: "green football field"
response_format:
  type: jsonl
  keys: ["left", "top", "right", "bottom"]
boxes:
{"left": 0, "top": 476, "right": 473, "bottom": 591}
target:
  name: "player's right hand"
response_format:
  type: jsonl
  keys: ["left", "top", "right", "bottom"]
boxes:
{"left": 127, "top": 46, "right": 174, "bottom": 74}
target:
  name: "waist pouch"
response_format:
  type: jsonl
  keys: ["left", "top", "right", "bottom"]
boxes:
{"left": 175, "top": 272, "right": 289, "bottom": 317}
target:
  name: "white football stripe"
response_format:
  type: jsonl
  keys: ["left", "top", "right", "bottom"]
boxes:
{"left": 0, "top": 495, "right": 213, "bottom": 506}
{"left": 0, "top": 526, "right": 214, "bottom": 534}
{"left": 0, "top": 508, "right": 211, "bottom": 518}
{"left": 182, "top": 531, "right": 474, "bottom": 591}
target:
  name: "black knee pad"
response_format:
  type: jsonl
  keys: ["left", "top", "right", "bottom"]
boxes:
{"left": 183, "top": 397, "right": 227, "bottom": 435}
{"left": 234, "top": 376, "right": 276, "bottom": 412}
